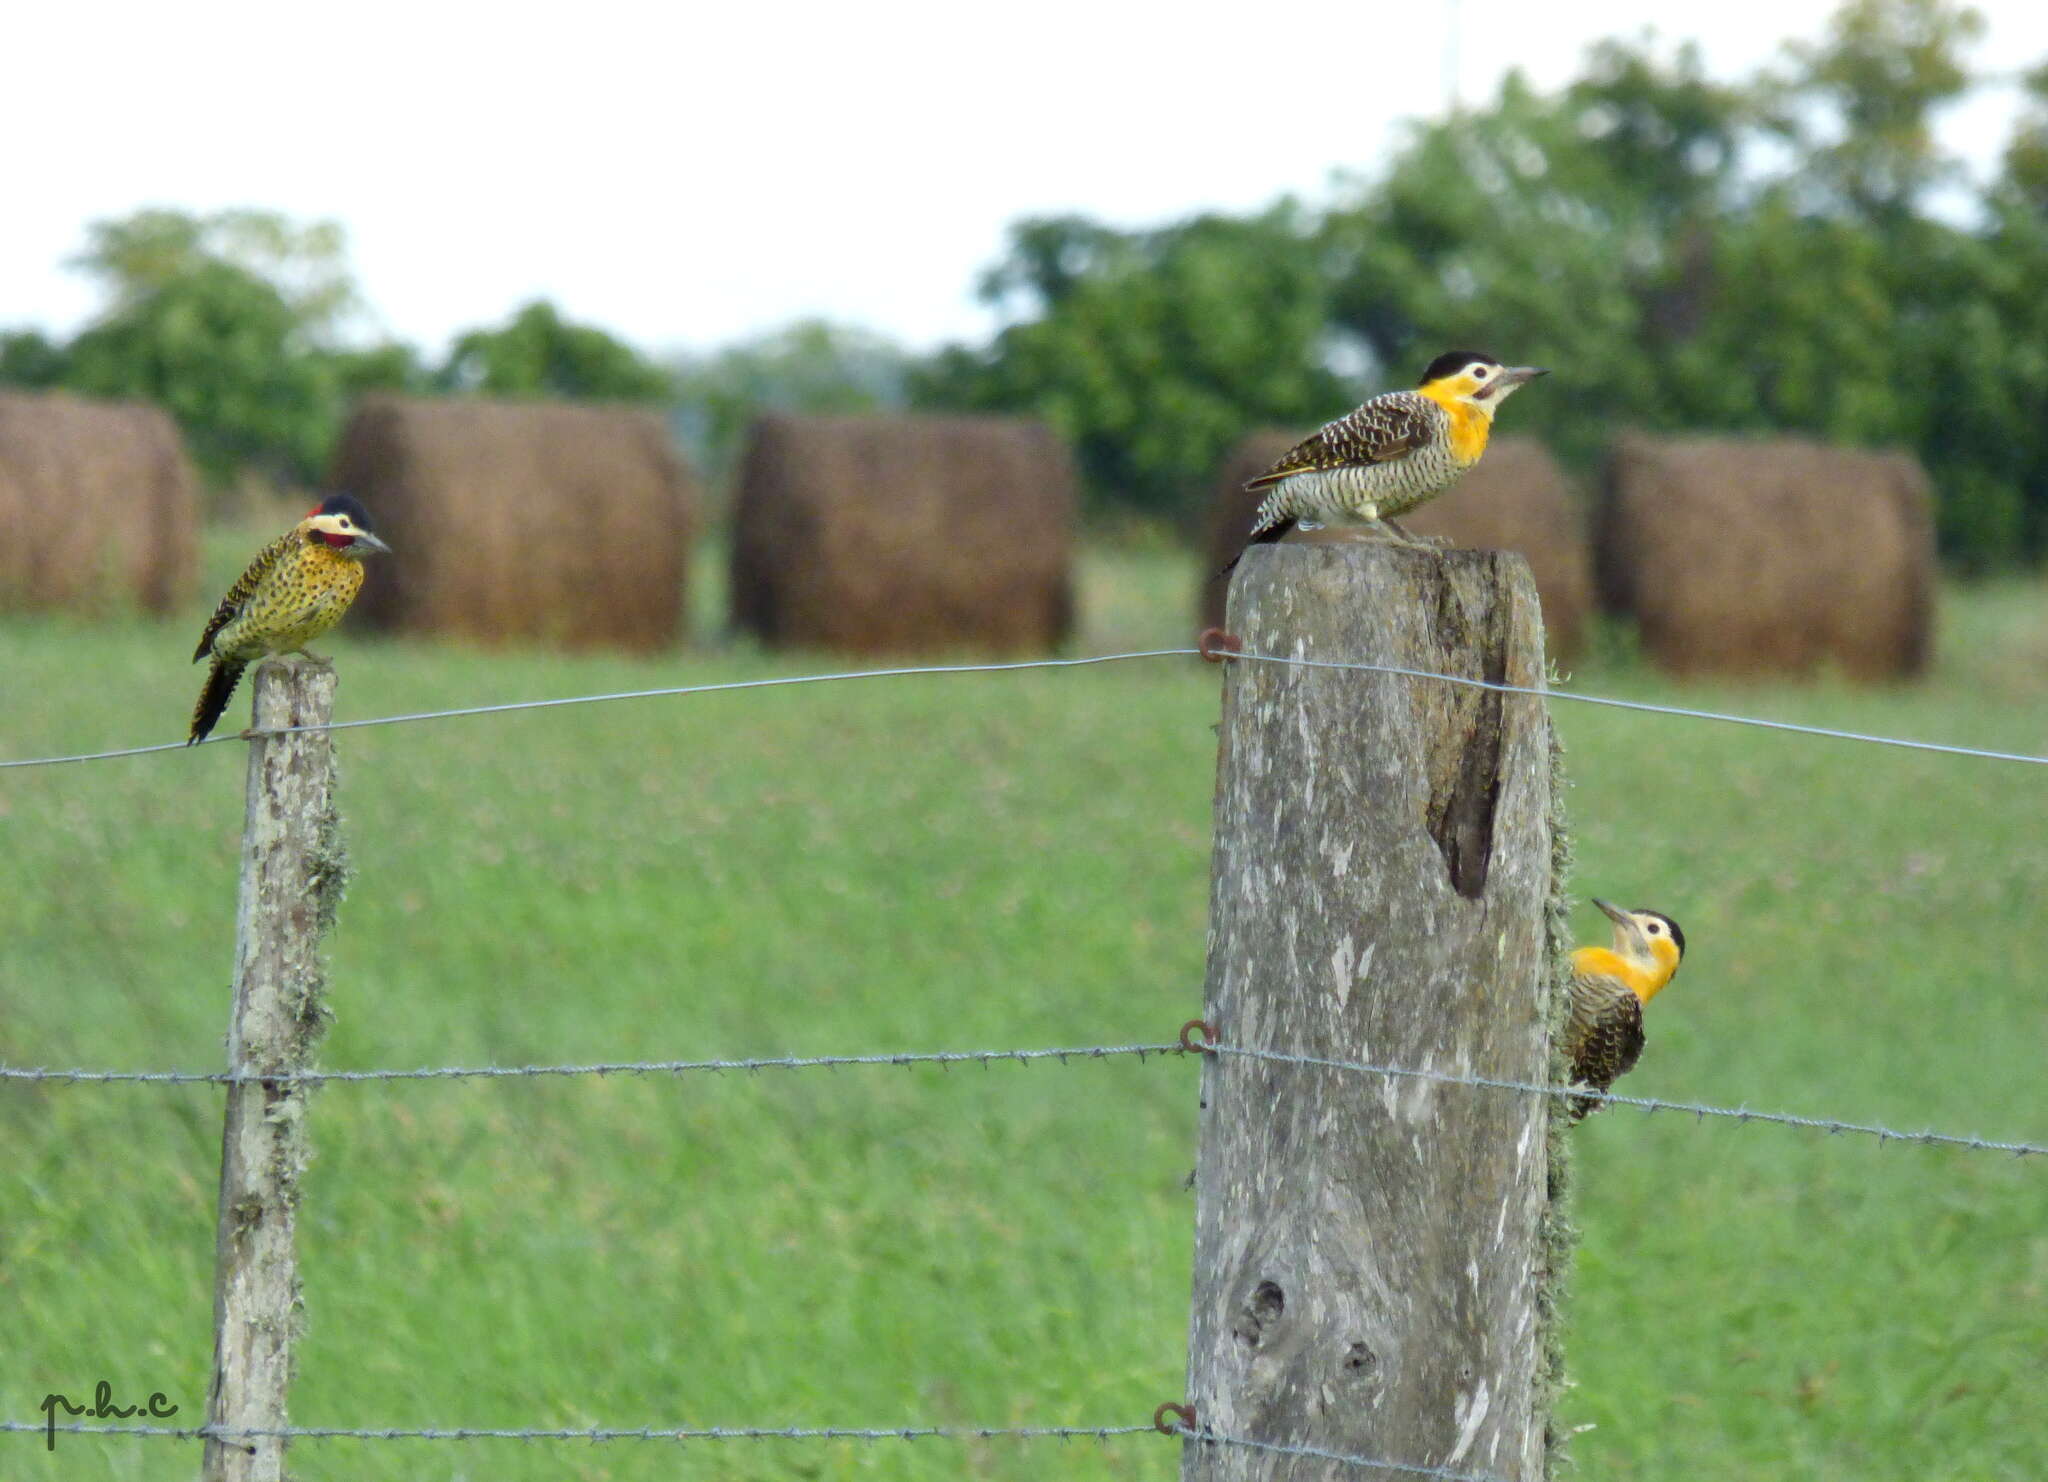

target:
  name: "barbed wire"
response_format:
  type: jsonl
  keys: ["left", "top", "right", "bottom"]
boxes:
{"left": 1171, "top": 1423, "right": 1511, "bottom": 1482}
{"left": 0, "top": 1042, "right": 1186, "bottom": 1086}
{"left": 5, "top": 1031, "right": 2040, "bottom": 1159}
{"left": 1212, "top": 1045, "right": 2048, "bottom": 1157}
{"left": 6, "top": 1414, "right": 1525, "bottom": 1479}
{"left": 3, "top": 1419, "right": 1155, "bottom": 1445}
{"left": 5, "top": 1415, "right": 1519, "bottom": 1479}
{"left": 6, "top": 646, "right": 2047, "bottom": 772}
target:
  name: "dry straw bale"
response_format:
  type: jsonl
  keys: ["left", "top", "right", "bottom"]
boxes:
{"left": 1201, "top": 431, "right": 1593, "bottom": 658}
{"left": 328, "top": 395, "right": 697, "bottom": 650}
{"left": 1598, "top": 434, "right": 1935, "bottom": 680}
{"left": 730, "top": 413, "right": 1076, "bottom": 654}
{"left": 0, "top": 390, "right": 198, "bottom": 616}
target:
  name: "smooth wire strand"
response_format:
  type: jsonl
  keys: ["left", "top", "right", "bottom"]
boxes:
{"left": 1212, "top": 1045, "right": 2048, "bottom": 1157}
{"left": 1225, "top": 650, "right": 2048, "bottom": 767}
{"left": 0, "top": 650, "right": 1198, "bottom": 768}
{"left": 0, "top": 1043, "right": 1188, "bottom": 1086}
{"left": 6, "top": 646, "right": 2048, "bottom": 770}
{"left": 4, "top": 1037, "right": 2040, "bottom": 1159}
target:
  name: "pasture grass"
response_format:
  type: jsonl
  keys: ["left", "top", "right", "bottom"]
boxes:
{"left": 2, "top": 522, "right": 2043, "bottom": 1479}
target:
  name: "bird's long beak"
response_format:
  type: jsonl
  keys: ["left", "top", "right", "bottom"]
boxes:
{"left": 356, "top": 531, "right": 392, "bottom": 555}
{"left": 1498, "top": 366, "right": 1548, "bottom": 388}
{"left": 1592, "top": 897, "right": 1651, "bottom": 957}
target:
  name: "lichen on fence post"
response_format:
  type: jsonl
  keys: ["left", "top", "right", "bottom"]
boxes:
{"left": 1183, "top": 540, "right": 1567, "bottom": 1481}
{"left": 202, "top": 658, "right": 347, "bottom": 1482}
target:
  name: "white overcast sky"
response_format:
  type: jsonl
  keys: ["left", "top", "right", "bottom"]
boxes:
{"left": 7, "top": 1, "right": 2048, "bottom": 357}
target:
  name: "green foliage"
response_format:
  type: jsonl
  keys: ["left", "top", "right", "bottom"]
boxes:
{"left": 62, "top": 258, "right": 338, "bottom": 483}
{"left": 934, "top": 3, "right": 2047, "bottom": 566}
{"left": 2001, "top": 63, "right": 2048, "bottom": 212}
{"left": 0, "top": 329, "right": 68, "bottom": 389}
{"left": 1, "top": 218, "right": 639, "bottom": 495}
{"left": 436, "top": 299, "right": 671, "bottom": 402}
{"left": 7, "top": 208, "right": 415, "bottom": 490}
{"left": 914, "top": 207, "right": 1346, "bottom": 517}
{"left": 1321, "top": 41, "right": 1757, "bottom": 470}
{"left": 71, "top": 207, "right": 363, "bottom": 336}
{"left": 671, "top": 317, "right": 912, "bottom": 476}
{"left": 1769, "top": 0, "right": 1987, "bottom": 221}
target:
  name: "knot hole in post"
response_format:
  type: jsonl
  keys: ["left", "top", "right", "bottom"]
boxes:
{"left": 1421, "top": 557, "right": 1515, "bottom": 899}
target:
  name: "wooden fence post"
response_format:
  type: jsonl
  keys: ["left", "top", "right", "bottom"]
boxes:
{"left": 1183, "top": 542, "right": 1567, "bottom": 1481}
{"left": 203, "top": 658, "right": 346, "bottom": 1482}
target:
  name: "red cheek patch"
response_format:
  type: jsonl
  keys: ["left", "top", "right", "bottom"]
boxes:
{"left": 319, "top": 532, "right": 357, "bottom": 548}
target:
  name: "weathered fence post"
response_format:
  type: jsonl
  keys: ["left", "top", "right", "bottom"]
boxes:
{"left": 1183, "top": 541, "right": 1566, "bottom": 1481}
{"left": 203, "top": 659, "right": 345, "bottom": 1482}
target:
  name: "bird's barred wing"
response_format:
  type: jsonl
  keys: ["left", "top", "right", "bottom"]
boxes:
{"left": 1563, "top": 971, "right": 1645, "bottom": 1119}
{"left": 1243, "top": 393, "right": 1436, "bottom": 491}
{"left": 192, "top": 530, "right": 297, "bottom": 662}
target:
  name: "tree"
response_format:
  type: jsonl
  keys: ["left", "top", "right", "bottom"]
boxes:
{"left": 70, "top": 208, "right": 363, "bottom": 337}
{"left": 916, "top": 206, "right": 1344, "bottom": 519}
{"left": 63, "top": 259, "right": 340, "bottom": 483}
{"left": 671, "top": 318, "right": 911, "bottom": 476}
{"left": 1320, "top": 43, "right": 1760, "bottom": 469}
{"left": 436, "top": 300, "right": 670, "bottom": 402}
{"left": 2001, "top": 62, "right": 2048, "bottom": 215}
{"left": 0, "top": 330, "right": 68, "bottom": 389}
{"left": 1768, "top": 0, "right": 1986, "bottom": 223}
{"left": 48, "top": 208, "right": 408, "bottom": 488}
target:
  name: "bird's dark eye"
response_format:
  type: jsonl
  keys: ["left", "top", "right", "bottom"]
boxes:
{"left": 1645, "top": 922, "right": 1661, "bottom": 934}
{"left": 1471, "top": 365, "right": 1490, "bottom": 378}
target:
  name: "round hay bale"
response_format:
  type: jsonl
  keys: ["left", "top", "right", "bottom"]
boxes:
{"left": 0, "top": 390, "right": 198, "bottom": 617}
{"left": 1200, "top": 431, "right": 1593, "bottom": 659}
{"left": 730, "top": 413, "right": 1077, "bottom": 654}
{"left": 328, "top": 395, "right": 697, "bottom": 651}
{"left": 1598, "top": 435, "right": 1935, "bottom": 680}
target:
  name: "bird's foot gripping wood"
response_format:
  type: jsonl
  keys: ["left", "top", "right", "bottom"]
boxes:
{"left": 1380, "top": 518, "right": 1453, "bottom": 550}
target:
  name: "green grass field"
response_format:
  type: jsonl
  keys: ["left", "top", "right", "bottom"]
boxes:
{"left": 4, "top": 526, "right": 2044, "bottom": 1480}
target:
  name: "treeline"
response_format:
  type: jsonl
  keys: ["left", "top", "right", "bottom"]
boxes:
{"left": 921, "top": 0, "right": 2048, "bottom": 567}
{"left": 5, "top": 0, "right": 2046, "bottom": 566}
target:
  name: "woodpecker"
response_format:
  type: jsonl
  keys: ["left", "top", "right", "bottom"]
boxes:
{"left": 1226, "top": 350, "right": 1547, "bottom": 571}
{"left": 187, "top": 494, "right": 390, "bottom": 745}
{"left": 1562, "top": 898, "right": 1686, "bottom": 1120}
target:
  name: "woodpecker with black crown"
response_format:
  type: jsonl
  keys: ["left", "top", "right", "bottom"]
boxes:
{"left": 186, "top": 494, "right": 390, "bottom": 745}
{"left": 1224, "top": 350, "right": 1548, "bottom": 572}
{"left": 1562, "top": 898, "right": 1687, "bottom": 1120}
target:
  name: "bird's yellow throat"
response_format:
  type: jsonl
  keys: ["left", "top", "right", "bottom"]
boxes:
{"left": 1571, "top": 943, "right": 1681, "bottom": 1004}
{"left": 1417, "top": 382, "right": 1492, "bottom": 465}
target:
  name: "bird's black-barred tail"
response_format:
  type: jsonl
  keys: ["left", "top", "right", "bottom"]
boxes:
{"left": 1216, "top": 518, "right": 1297, "bottom": 579}
{"left": 188, "top": 658, "right": 248, "bottom": 745}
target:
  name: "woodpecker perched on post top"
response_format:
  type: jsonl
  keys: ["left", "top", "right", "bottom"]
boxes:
{"left": 1562, "top": 898, "right": 1686, "bottom": 1120}
{"left": 186, "top": 494, "right": 390, "bottom": 745}
{"left": 1225, "top": 350, "right": 1548, "bottom": 572}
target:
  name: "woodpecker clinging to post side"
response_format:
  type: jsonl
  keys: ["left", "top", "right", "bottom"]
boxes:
{"left": 1563, "top": 898, "right": 1686, "bottom": 1120}
{"left": 1224, "top": 350, "right": 1547, "bottom": 572}
{"left": 186, "top": 494, "right": 390, "bottom": 745}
